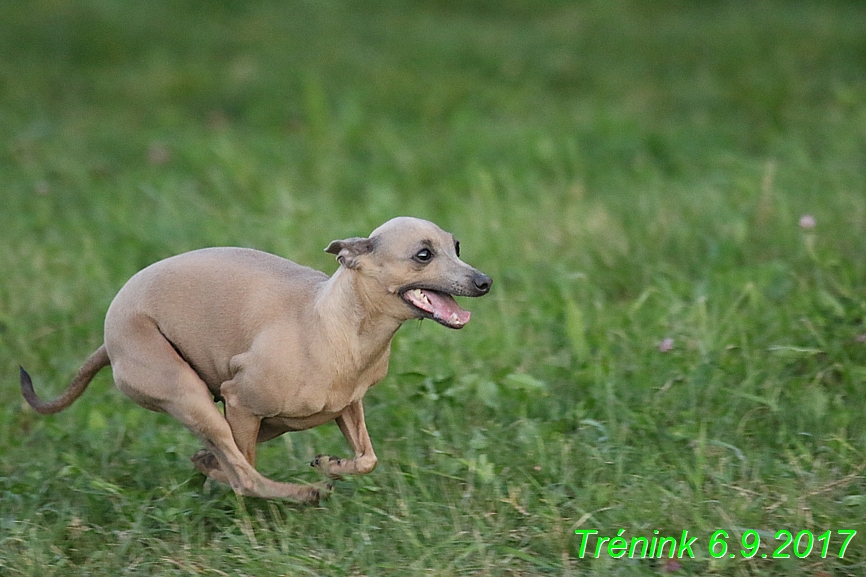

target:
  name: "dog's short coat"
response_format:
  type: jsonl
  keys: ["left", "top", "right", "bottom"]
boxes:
{"left": 20, "top": 217, "right": 491, "bottom": 502}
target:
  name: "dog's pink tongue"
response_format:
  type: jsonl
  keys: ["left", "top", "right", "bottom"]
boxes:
{"left": 424, "top": 290, "right": 471, "bottom": 327}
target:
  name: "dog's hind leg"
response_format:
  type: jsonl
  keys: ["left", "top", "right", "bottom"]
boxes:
{"left": 191, "top": 418, "right": 287, "bottom": 484}
{"left": 106, "top": 315, "right": 322, "bottom": 502}
{"left": 311, "top": 399, "right": 378, "bottom": 478}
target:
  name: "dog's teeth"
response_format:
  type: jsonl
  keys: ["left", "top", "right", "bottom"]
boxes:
{"left": 450, "top": 312, "right": 460, "bottom": 323}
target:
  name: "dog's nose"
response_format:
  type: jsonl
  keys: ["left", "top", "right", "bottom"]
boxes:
{"left": 473, "top": 273, "right": 492, "bottom": 295}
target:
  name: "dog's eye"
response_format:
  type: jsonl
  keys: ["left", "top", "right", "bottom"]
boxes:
{"left": 414, "top": 249, "right": 433, "bottom": 262}
{"left": 454, "top": 241, "right": 460, "bottom": 257}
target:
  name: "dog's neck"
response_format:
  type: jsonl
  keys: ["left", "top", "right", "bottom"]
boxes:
{"left": 313, "top": 266, "right": 404, "bottom": 373}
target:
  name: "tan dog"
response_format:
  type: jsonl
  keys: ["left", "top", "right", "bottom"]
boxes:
{"left": 20, "top": 217, "right": 491, "bottom": 502}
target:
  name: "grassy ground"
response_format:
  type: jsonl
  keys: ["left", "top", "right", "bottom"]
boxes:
{"left": 1, "top": 0, "right": 866, "bottom": 575}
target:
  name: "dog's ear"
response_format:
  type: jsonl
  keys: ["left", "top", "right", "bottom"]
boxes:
{"left": 324, "top": 237, "right": 375, "bottom": 269}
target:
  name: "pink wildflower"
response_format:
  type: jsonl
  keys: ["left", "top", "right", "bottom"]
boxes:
{"left": 799, "top": 214, "right": 816, "bottom": 230}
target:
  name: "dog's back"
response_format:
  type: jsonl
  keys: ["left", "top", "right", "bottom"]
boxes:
{"left": 105, "top": 248, "right": 327, "bottom": 389}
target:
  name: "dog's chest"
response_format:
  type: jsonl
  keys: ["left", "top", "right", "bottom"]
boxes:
{"left": 226, "top": 325, "right": 392, "bottom": 425}
{"left": 261, "top": 366, "right": 383, "bottom": 433}
{"left": 263, "top": 410, "right": 344, "bottom": 432}
{"left": 291, "top": 356, "right": 387, "bottom": 415}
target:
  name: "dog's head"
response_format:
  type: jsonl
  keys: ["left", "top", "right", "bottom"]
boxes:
{"left": 325, "top": 217, "right": 491, "bottom": 329}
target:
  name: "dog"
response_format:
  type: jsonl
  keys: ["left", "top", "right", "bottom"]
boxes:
{"left": 20, "top": 217, "right": 491, "bottom": 502}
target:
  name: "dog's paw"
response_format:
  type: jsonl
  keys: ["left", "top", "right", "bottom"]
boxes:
{"left": 310, "top": 454, "right": 345, "bottom": 479}
{"left": 191, "top": 449, "right": 220, "bottom": 475}
{"left": 303, "top": 485, "right": 321, "bottom": 504}
{"left": 311, "top": 454, "right": 342, "bottom": 467}
{"left": 303, "top": 481, "right": 334, "bottom": 505}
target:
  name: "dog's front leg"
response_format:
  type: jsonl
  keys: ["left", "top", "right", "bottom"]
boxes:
{"left": 311, "top": 399, "right": 378, "bottom": 479}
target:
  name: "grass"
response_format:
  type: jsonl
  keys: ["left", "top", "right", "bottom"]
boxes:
{"left": 1, "top": 0, "right": 865, "bottom": 574}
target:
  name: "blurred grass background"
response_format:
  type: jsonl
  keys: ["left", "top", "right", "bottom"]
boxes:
{"left": 1, "top": 0, "right": 866, "bottom": 575}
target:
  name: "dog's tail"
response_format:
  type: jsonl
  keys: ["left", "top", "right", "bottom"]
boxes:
{"left": 20, "top": 345, "right": 110, "bottom": 415}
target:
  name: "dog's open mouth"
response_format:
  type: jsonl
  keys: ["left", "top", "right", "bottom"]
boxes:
{"left": 402, "top": 288, "right": 471, "bottom": 329}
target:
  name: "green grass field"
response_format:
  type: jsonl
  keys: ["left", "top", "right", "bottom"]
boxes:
{"left": 2, "top": 0, "right": 865, "bottom": 574}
